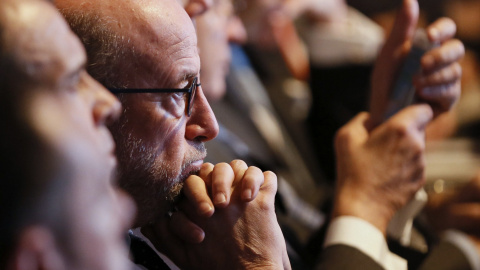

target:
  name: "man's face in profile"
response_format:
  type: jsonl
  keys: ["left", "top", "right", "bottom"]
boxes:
{"left": 8, "top": 0, "right": 134, "bottom": 269}
{"left": 105, "top": 0, "right": 219, "bottom": 227}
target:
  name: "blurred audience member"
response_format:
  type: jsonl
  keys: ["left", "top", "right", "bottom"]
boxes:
{"left": 235, "top": 0, "right": 475, "bottom": 269}
{"left": 197, "top": 0, "right": 247, "bottom": 102}
{"left": 0, "top": 0, "right": 135, "bottom": 269}
{"left": 206, "top": 0, "right": 473, "bottom": 270}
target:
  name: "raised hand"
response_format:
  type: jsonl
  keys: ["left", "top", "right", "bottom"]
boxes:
{"left": 333, "top": 104, "right": 433, "bottom": 234}
{"left": 370, "top": 0, "right": 464, "bottom": 126}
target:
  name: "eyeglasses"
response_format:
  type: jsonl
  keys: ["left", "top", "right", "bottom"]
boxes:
{"left": 108, "top": 77, "right": 200, "bottom": 117}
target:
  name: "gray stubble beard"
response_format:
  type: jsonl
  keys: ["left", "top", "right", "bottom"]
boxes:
{"left": 114, "top": 131, "right": 206, "bottom": 226}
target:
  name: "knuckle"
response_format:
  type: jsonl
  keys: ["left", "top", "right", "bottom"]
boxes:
{"left": 438, "top": 68, "right": 451, "bottom": 82}
{"left": 441, "top": 17, "right": 455, "bottom": 27}
{"left": 216, "top": 162, "right": 230, "bottom": 169}
{"left": 212, "top": 162, "right": 234, "bottom": 177}
{"left": 247, "top": 165, "right": 262, "bottom": 174}
{"left": 435, "top": 17, "right": 456, "bottom": 36}
{"left": 441, "top": 40, "right": 464, "bottom": 63}
{"left": 201, "top": 162, "right": 214, "bottom": 170}
{"left": 432, "top": 50, "right": 442, "bottom": 64}
{"left": 242, "top": 169, "right": 261, "bottom": 185}
{"left": 436, "top": 64, "right": 459, "bottom": 82}
{"left": 263, "top": 171, "right": 278, "bottom": 190}
{"left": 452, "top": 62, "right": 462, "bottom": 78}
{"left": 335, "top": 126, "right": 353, "bottom": 146}
{"left": 451, "top": 39, "right": 465, "bottom": 56}
{"left": 263, "top": 170, "right": 277, "bottom": 180}
{"left": 230, "top": 159, "right": 246, "bottom": 168}
{"left": 258, "top": 198, "right": 274, "bottom": 212}
{"left": 185, "top": 174, "right": 202, "bottom": 186}
{"left": 413, "top": 141, "right": 425, "bottom": 156}
{"left": 389, "top": 121, "right": 409, "bottom": 137}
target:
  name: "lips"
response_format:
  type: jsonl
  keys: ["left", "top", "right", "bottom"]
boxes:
{"left": 179, "top": 142, "right": 207, "bottom": 181}
{"left": 179, "top": 159, "right": 204, "bottom": 182}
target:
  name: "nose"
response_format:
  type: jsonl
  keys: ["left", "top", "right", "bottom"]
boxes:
{"left": 227, "top": 15, "right": 247, "bottom": 45}
{"left": 87, "top": 75, "right": 122, "bottom": 126}
{"left": 185, "top": 86, "right": 219, "bottom": 142}
{"left": 184, "top": 0, "right": 214, "bottom": 18}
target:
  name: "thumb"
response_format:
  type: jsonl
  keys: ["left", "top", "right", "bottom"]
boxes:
{"left": 335, "top": 112, "right": 370, "bottom": 152}
{"left": 391, "top": 104, "right": 433, "bottom": 132}
{"left": 370, "top": 0, "right": 419, "bottom": 127}
{"left": 385, "top": 0, "right": 419, "bottom": 50}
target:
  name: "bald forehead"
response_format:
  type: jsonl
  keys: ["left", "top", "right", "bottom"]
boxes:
{"left": 124, "top": 0, "right": 200, "bottom": 84}
{"left": 56, "top": 0, "right": 200, "bottom": 87}
{"left": 57, "top": 0, "right": 195, "bottom": 44}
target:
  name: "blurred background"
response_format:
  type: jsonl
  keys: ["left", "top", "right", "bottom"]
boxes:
{"left": 203, "top": 0, "right": 480, "bottom": 267}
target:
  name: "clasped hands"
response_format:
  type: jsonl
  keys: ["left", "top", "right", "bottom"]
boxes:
{"left": 142, "top": 160, "right": 290, "bottom": 270}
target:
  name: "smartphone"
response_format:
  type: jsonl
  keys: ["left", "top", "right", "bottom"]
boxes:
{"left": 382, "top": 28, "right": 438, "bottom": 121}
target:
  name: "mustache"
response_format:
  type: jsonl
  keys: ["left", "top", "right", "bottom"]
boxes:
{"left": 166, "top": 143, "right": 206, "bottom": 204}
{"left": 181, "top": 142, "right": 207, "bottom": 171}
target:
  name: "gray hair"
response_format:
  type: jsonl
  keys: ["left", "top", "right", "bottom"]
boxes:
{"left": 59, "top": 6, "right": 134, "bottom": 88}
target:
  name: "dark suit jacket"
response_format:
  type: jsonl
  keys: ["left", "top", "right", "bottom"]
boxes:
{"left": 128, "top": 232, "right": 170, "bottom": 270}
{"left": 129, "top": 234, "right": 472, "bottom": 270}
{"left": 316, "top": 244, "right": 384, "bottom": 270}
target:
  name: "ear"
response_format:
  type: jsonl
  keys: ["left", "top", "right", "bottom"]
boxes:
{"left": 8, "top": 226, "right": 66, "bottom": 270}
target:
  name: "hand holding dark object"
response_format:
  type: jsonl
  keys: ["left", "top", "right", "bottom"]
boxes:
{"left": 370, "top": 0, "right": 464, "bottom": 127}
{"left": 333, "top": 105, "right": 432, "bottom": 234}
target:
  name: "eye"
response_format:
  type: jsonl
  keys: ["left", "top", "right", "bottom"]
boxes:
{"left": 71, "top": 73, "right": 81, "bottom": 86}
{"left": 60, "top": 73, "right": 80, "bottom": 94}
{"left": 181, "top": 78, "right": 194, "bottom": 90}
{"left": 172, "top": 91, "right": 185, "bottom": 99}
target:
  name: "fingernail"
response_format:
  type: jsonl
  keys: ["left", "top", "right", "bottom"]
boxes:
{"left": 198, "top": 202, "right": 213, "bottom": 215}
{"left": 214, "top": 193, "right": 226, "bottom": 205}
{"left": 191, "top": 228, "right": 205, "bottom": 244}
{"left": 242, "top": 189, "right": 253, "bottom": 200}
{"left": 422, "top": 55, "right": 435, "bottom": 69}
{"left": 429, "top": 28, "right": 439, "bottom": 41}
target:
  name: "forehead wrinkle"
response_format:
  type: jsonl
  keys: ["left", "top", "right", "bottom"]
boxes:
{"left": 136, "top": 27, "right": 199, "bottom": 88}
{"left": 102, "top": 0, "right": 198, "bottom": 88}
{"left": 166, "top": 36, "right": 199, "bottom": 80}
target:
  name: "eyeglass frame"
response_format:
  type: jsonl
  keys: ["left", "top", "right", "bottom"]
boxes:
{"left": 107, "top": 77, "right": 200, "bottom": 117}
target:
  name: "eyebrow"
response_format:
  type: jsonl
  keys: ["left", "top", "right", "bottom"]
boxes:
{"left": 182, "top": 73, "right": 197, "bottom": 82}
{"left": 174, "top": 72, "right": 198, "bottom": 88}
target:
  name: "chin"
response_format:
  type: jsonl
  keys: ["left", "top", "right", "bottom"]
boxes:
{"left": 165, "top": 181, "right": 184, "bottom": 203}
